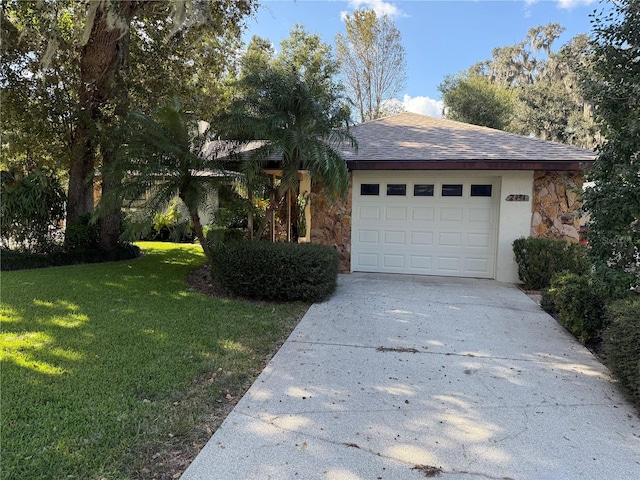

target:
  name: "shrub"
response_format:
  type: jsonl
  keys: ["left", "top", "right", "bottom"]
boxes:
{"left": 121, "top": 201, "right": 196, "bottom": 243}
{"left": 543, "top": 272, "right": 607, "bottom": 341}
{"left": 64, "top": 214, "right": 99, "bottom": 249}
{"left": 211, "top": 241, "right": 339, "bottom": 302}
{"left": 602, "top": 296, "right": 640, "bottom": 409}
{"left": 1, "top": 245, "right": 140, "bottom": 271}
{"left": 1, "top": 167, "right": 66, "bottom": 253}
{"left": 151, "top": 201, "right": 194, "bottom": 242}
{"left": 204, "top": 226, "right": 245, "bottom": 250}
{"left": 592, "top": 264, "right": 638, "bottom": 300}
{"left": 512, "top": 237, "right": 590, "bottom": 290}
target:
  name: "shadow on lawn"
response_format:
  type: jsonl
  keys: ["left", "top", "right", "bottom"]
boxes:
{"left": 1, "top": 243, "right": 302, "bottom": 479}
{"left": 1, "top": 244, "right": 208, "bottom": 376}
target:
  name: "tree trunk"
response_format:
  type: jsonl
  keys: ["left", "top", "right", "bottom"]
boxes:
{"left": 66, "top": 1, "right": 138, "bottom": 249}
{"left": 67, "top": 118, "right": 96, "bottom": 224}
{"left": 99, "top": 169, "right": 122, "bottom": 250}
{"left": 191, "top": 210, "right": 212, "bottom": 260}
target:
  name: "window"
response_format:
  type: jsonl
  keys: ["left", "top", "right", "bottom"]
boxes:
{"left": 360, "top": 183, "right": 380, "bottom": 196}
{"left": 414, "top": 184, "right": 434, "bottom": 197}
{"left": 442, "top": 184, "right": 463, "bottom": 197}
{"left": 471, "top": 184, "right": 493, "bottom": 197}
{"left": 386, "top": 184, "right": 406, "bottom": 196}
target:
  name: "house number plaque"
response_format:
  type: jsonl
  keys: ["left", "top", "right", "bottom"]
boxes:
{"left": 506, "top": 194, "right": 529, "bottom": 201}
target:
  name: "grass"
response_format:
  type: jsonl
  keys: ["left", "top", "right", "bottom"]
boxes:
{"left": 1, "top": 242, "right": 309, "bottom": 479}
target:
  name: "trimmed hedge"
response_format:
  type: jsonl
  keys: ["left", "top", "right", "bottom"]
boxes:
{"left": 542, "top": 272, "right": 607, "bottom": 341}
{"left": 512, "top": 237, "right": 589, "bottom": 290}
{"left": 1, "top": 245, "right": 141, "bottom": 271}
{"left": 204, "top": 226, "right": 245, "bottom": 249}
{"left": 211, "top": 241, "right": 339, "bottom": 302}
{"left": 603, "top": 296, "right": 640, "bottom": 409}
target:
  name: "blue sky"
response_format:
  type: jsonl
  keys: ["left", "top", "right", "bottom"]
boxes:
{"left": 243, "top": 0, "right": 599, "bottom": 117}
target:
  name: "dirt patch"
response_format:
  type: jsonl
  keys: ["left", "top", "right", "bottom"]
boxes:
{"left": 412, "top": 464, "right": 443, "bottom": 477}
{"left": 186, "top": 264, "right": 232, "bottom": 299}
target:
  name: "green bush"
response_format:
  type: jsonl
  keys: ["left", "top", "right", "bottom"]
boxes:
{"left": 543, "top": 272, "right": 607, "bottom": 341}
{"left": 602, "top": 296, "right": 640, "bottom": 409}
{"left": 0, "top": 245, "right": 141, "bottom": 271}
{"left": 204, "top": 226, "right": 246, "bottom": 250}
{"left": 592, "top": 264, "right": 638, "bottom": 300}
{"left": 1, "top": 167, "right": 66, "bottom": 252}
{"left": 512, "top": 237, "right": 590, "bottom": 290}
{"left": 211, "top": 241, "right": 339, "bottom": 302}
{"left": 64, "top": 214, "right": 99, "bottom": 249}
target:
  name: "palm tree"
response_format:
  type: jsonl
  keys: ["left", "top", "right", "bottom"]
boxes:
{"left": 103, "top": 98, "right": 229, "bottom": 259}
{"left": 223, "top": 63, "right": 357, "bottom": 240}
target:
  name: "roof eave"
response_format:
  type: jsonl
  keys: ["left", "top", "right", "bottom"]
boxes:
{"left": 346, "top": 159, "right": 594, "bottom": 171}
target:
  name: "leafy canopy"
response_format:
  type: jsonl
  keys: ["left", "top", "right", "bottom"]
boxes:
{"left": 440, "top": 23, "right": 597, "bottom": 148}
{"left": 225, "top": 25, "right": 356, "bottom": 200}
{"left": 105, "top": 99, "right": 228, "bottom": 259}
{"left": 438, "top": 75, "right": 514, "bottom": 130}
{"left": 581, "top": 0, "right": 640, "bottom": 288}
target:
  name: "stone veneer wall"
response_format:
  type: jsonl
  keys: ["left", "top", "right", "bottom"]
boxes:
{"left": 309, "top": 176, "right": 352, "bottom": 273}
{"left": 531, "top": 170, "right": 584, "bottom": 242}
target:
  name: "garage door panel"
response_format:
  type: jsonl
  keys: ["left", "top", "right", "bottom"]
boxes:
{"left": 384, "top": 207, "right": 407, "bottom": 221}
{"left": 468, "top": 207, "right": 492, "bottom": 223}
{"left": 410, "top": 232, "right": 433, "bottom": 246}
{"left": 467, "top": 233, "right": 490, "bottom": 248}
{"left": 359, "top": 206, "right": 380, "bottom": 220}
{"left": 352, "top": 175, "right": 498, "bottom": 278}
{"left": 383, "top": 231, "right": 406, "bottom": 245}
{"left": 437, "top": 256, "right": 462, "bottom": 272}
{"left": 358, "top": 230, "right": 380, "bottom": 244}
{"left": 357, "top": 253, "right": 379, "bottom": 267}
{"left": 465, "top": 257, "right": 491, "bottom": 274}
{"left": 409, "top": 255, "right": 432, "bottom": 269}
{"left": 438, "top": 232, "right": 462, "bottom": 247}
{"left": 383, "top": 254, "right": 405, "bottom": 268}
{"left": 412, "top": 208, "right": 434, "bottom": 221}
{"left": 440, "top": 207, "right": 463, "bottom": 222}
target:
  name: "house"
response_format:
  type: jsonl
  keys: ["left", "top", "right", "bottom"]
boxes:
{"left": 309, "top": 112, "right": 595, "bottom": 283}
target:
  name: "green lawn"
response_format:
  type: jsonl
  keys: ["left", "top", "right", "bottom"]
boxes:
{"left": 1, "top": 242, "right": 309, "bottom": 479}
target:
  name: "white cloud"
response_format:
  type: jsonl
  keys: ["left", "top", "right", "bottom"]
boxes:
{"left": 341, "top": 0, "right": 406, "bottom": 20}
{"left": 402, "top": 94, "right": 444, "bottom": 118}
{"left": 556, "top": 0, "right": 597, "bottom": 9}
{"left": 526, "top": 0, "right": 598, "bottom": 10}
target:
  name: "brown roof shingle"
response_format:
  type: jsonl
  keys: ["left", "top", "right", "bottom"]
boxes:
{"left": 343, "top": 112, "right": 595, "bottom": 171}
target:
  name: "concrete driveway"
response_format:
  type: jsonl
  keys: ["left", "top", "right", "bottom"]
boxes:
{"left": 181, "top": 274, "right": 640, "bottom": 480}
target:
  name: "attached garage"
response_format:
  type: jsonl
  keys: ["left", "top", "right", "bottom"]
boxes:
{"left": 352, "top": 172, "right": 498, "bottom": 278}
{"left": 309, "top": 113, "right": 596, "bottom": 283}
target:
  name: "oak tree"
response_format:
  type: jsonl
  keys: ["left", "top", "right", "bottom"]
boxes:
{"left": 1, "top": 0, "right": 255, "bottom": 249}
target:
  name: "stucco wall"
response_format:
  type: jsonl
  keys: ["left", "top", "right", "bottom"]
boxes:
{"left": 310, "top": 176, "right": 352, "bottom": 272}
{"left": 496, "top": 171, "right": 535, "bottom": 283}
{"left": 531, "top": 170, "right": 583, "bottom": 242}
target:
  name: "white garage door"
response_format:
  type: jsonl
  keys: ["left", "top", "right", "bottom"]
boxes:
{"left": 351, "top": 173, "right": 499, "bottom": 278}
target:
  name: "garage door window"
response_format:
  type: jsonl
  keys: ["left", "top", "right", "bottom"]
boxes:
{"left": 414, "top": 184, "right": 434, "bottom": 197}
{"left": 361, "top": 184, "right": 380, "bottom": 196}
{"left": 386, "top": 184, "right": 406, "bottom": 196}
{"left": 442, "top": 184, "right": 463, "bottom": 196}
{"left": 471, "top": 184, "right": 493, "bottom": 197}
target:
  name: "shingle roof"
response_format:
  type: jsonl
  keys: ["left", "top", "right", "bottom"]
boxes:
{"left": 342, "top": 112, "right": 595, "bottom": 170}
